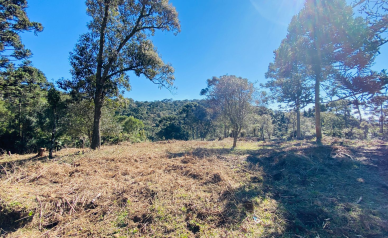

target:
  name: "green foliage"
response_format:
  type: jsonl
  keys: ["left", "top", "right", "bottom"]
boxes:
{"left": 201, "top": 75, "right": 255, "bottom": 147}
{"left": 156, "top": 115, "right": 188, "bottom": 141}
{"left": 63, "top": 100, "right": 122, "bottom": 145}
{"left": 354, "top": 0, "right": 388, "bottom": 46}
{"left": 251, "top": 114, "right": 274, "bottom": 140}
{"left": 179, "top": 103, "right": 213, "bottom": 140}
{"left": 322, "top": 112, "right": 345, "bottom": 137}
{"left": 118, "top": 99, "right": 207, "bottom": 140}
{"left": 270, "top": 0, "right": 382, "bottom": 142}
{"left": 123, "top": 116, "right": 144, "bottom": 134}
{"left": 0, "top": 0, "right": 43, "bottom": 68}
{"left": 121, "top": 116, "right": 146, "bottom": 142}
{"left": 0, "top": 64, "right": 50, "bottom": 153}
{"left": 0, "top": 100, "right": 10, "bottom": 134}
{"left": 58, "top": 0, "right": 181, "bottom": 149}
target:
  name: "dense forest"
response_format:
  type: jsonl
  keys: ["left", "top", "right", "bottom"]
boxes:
{"left": 0, "top": 0, "right": 387, "bottom": 155}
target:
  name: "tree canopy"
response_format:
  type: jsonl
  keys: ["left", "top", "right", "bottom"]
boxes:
{"left": 201, "top": 75, "right": 255, "bottom": 148}
{"left": 59, "top": 0, "right": 180, "bottom": 149}
{"left": 271, "top": 0, "right": 381, "bottom": 143}
{"left": 0, "top": 0, "right": 43, "bottom": 69}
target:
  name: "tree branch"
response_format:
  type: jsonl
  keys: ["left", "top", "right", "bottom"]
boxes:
{"left": 102, "top": 3, "right": 147, "bottom": 80}
{"left": 106, "top": 65, "right": 140, "bottom": 79}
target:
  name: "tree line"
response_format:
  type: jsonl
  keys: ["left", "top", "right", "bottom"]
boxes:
{"left": 0, "top": 0, "right": 387, "bottom": 154}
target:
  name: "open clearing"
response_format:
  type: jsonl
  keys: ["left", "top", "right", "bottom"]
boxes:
{"left": 1, "top": 138, "right": 388, "bottom": 237}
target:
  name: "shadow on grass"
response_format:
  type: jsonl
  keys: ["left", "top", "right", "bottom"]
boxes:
{"left": 0, "top": 155, "right": 49, "bottom": 177}
{"left": 0, "top": 203, "right": 34, "bottom": 236}
{"left": 0, "top": 150, "right": 84, "bottom": 178}
{"left": 173, "top": 142, "right": 388, "bottom": 237}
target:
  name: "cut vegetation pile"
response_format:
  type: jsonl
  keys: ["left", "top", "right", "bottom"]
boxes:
{"left": 0, "top": 138, "right": 387, "bottom": 237}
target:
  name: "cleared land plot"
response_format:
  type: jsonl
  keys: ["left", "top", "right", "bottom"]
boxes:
{"left": 1, "top": 138, "right": 387, "bottom": 237}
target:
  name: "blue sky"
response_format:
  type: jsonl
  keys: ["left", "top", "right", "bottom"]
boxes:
{"left": 22, "top": 0, "right": 387, "bottom": 102}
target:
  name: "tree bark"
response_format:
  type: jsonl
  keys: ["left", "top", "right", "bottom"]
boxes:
{"left": 233, "top": 134, "right": 237, "bottom": 148}
{"left": 232, "top": 126, "right": 240, "bottom": 148}
{"left": 91, "top": 2, "right": 110, "bottom": 150}
{"left": 49, "top": 109, "right": 56, "bottom": 159}
{"left": 260, "top": 126, "right": 264, "bottom": 141}
{"left": 355, "top": 100, "right": 363, "bottom": 123}
{"left": 296, "top": 104, "right": 301, "bottom": 140}
{"left": 315, "top": 72, "right": 322, "bottom": 144}
{"left": 19, "top": 100, "right": 22, "bottom": 138}
{"left": 91, "top": 89, "right": 103, "bottom": 149}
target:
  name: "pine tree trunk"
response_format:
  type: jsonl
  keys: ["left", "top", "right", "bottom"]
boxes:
{"left": 315, "top": 74, "right": 322, "bottom": 144}
{"left": 381, "top": 117, "right": 384, "bottom": 134}
{"left": 313, "top": 15, "right": 322, "bottom": 145}
{"left": 344, "top": 109, "right": 348, "bottom": 129}
{"left": 49, "top": 109, "right": 56, "bottom": 159}
{"left": 296, "top": 104, "right": 301, "bottom": 140}
{"left": 380, "top": 104, "right": 384, "bottom": 134}
{"left": 356, "top": 102, "right": 362, "bottom": 123}
{"left": 19, "top": 100, "right": 22, "bottom": 138}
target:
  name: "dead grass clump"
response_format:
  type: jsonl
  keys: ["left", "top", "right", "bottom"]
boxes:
{"left": 209, "top": 172, "right": 223, "bottom": 183}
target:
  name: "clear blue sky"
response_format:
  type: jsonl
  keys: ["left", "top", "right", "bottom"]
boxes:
{"left": 21, "top": 0, "right": 387, "bottom": 102}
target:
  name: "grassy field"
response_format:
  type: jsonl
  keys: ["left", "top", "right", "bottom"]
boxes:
{"left": 0, "top": 138, "right": 387, "bottom": 237}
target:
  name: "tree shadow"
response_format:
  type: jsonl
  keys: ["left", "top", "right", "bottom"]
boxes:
{"left": 0, "top": 203, "right": 34, "bottom": 236}
{"left": 0, "top": 155, "right": 49, "bottom": 177}
{"left": 172, "top": 141, "right": 388, "bottom": 237}
{"left": 0, "top": 150, "right": 84, "bottom": 177}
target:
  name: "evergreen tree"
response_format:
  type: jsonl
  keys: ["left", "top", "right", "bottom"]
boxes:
{"left": 274, "top": 0, "right": 380, "bottom": 143}
{"left": 0, "top": 0, "right": 43, "bottom": 68}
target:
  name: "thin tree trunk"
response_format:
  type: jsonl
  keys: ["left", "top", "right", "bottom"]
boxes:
{"left": 355, "top": 101, "right": 362, "bottom": 123}
{"left": 19, "top": 100, "right": 22, "bottom": 138}
{"left": 313, "top": 14, "right": 322, "bottom": 145}
{"left": 296, "top": 104, "right": 301, "bottom": 140}
{"left": 380, "top": 104, "right": 384, "bottom": 134}
{"left": 192, "top": 127, "right": 195, "bottom": 140}
{"left": 260, "top": 127, "right": 264, "bottom": 141}
{"left": 233, "top": 134, "right": 237, "bottom": 148}
{"left": 232, "top": 127, "right": 240, "bottom": 148}
{"left": 49, "top": 109, "right": 56, "bottom": 159}
{"left": 315, "top": 73, "right": 322, "bottom": 144}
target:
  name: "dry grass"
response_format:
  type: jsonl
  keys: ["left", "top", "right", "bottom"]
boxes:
{"left": 0, "top": 138, "right": 387, "bottom": 237}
